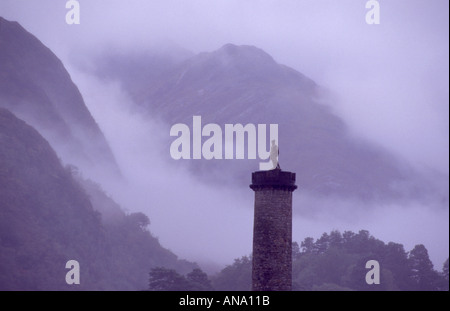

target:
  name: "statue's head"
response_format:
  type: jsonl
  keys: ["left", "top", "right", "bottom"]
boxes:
{"left": 271, "top": 139, "right": 276, "bottom": 145}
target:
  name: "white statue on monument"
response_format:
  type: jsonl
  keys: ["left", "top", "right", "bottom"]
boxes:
{"left": 270, "top": 140, "right": 280, "bottom": 170}
{"left": 259, "top": 139, "right": 280, "bottom": 171}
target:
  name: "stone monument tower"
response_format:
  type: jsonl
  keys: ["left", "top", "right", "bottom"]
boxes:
{"left": 250, "top": 165, "right": 297, "bottom": 291}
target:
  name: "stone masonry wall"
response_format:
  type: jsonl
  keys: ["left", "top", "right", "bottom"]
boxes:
{"left": 252, "top": 188, "right": 293, "bottom": 291}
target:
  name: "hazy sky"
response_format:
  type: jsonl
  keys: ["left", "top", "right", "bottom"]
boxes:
{"left": 1, "top": 1, "right": 448, "bottom": 270}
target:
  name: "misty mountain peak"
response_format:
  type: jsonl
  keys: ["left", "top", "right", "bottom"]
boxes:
{"left": 215, "top": 43, "right": 276, "bottom": 64}
{"left": 168, "top": 43, "right": 313, "bottom": 93}
{"left": 191, "top": 43, "right": 278, "bottom": 75}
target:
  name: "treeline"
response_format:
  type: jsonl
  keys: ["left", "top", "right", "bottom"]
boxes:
{"left": 291, "top": 230, "right": 448, "bottom": 291}
{"left": 149, "top": 230, "right": 449, "bottom": 291}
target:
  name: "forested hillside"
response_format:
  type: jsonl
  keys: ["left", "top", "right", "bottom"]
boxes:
{"left": 0, "top": 108, "right": 195, "bottom": 290}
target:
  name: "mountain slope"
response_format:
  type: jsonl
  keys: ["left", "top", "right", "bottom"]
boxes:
{"left": 0, "top": 108, "right": 195, "bottom": 290}
{"left": 81, "top": 46, "right": 194, "bottom": 102}
{"left": 0, "top": 17, "right": 119, "bottom": 177}
{"left": 111, "top": 43, "right": 424, "bottom": 200}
